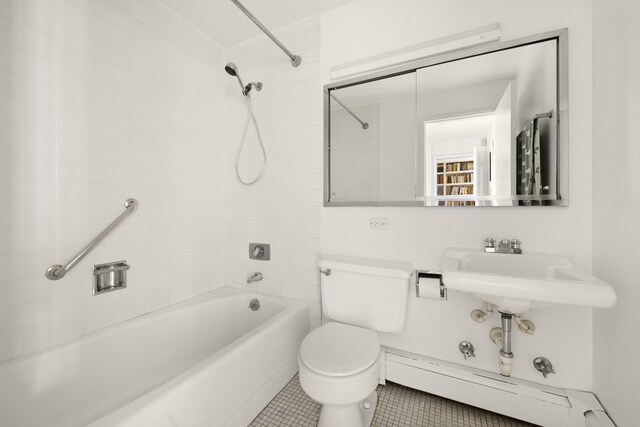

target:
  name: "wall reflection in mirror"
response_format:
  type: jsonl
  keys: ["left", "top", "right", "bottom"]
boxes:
{"left": 329, "top": 73, "right": 417, "bottom": 203}
{"left": 325, "top": 30, "right": 567, "bottom": 207}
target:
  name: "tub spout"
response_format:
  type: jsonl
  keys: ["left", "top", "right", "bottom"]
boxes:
{"left": 247, "top": 272, "right": 263, "bottom": 284}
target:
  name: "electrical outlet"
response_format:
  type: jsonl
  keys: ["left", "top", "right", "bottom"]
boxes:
{"left": 369, "top": 217, "right": 390, "bottom": 230}
{"left": 379, "top": 217, "right": 390, "bottom": 230}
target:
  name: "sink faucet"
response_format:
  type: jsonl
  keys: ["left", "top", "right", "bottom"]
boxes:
{"left": 247, "top": 272, "right": 263, "bottom": 284}
{"left": 484, "top": 238, "right": 522, "bottom": 254}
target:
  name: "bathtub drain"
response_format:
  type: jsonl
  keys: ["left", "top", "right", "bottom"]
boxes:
{"left": 249, "top": 299, "right": 260, "bottom": 311}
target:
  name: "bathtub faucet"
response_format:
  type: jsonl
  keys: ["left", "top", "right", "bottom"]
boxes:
{"left": 247, "top": 272, "right": 263, "bottom": 284}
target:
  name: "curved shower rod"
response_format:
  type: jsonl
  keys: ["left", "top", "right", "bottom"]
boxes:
{"left": 230, "top": 0, "right": 302, "bottom": 67}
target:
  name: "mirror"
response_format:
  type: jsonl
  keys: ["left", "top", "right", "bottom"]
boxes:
{"left": 324, "top": 29, "right": 567, "bottom": 207}
{"left": 328, "top": 73, "right": 417, "bottom": 203}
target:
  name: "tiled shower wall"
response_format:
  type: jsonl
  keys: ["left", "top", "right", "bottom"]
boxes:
{"left": 222, "top": 16, "right": 323, "bottom": 328}
{"left": 0, "top": 0, "right": 226, "bottom": 362}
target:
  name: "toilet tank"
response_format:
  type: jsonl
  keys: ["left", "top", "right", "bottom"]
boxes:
{"left": 318, "top": 255, "right": 414, "bottom": 334}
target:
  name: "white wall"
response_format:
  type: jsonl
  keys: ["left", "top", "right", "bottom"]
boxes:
{"left": 222, "top": 16, "right": 323, "bottom": 328}
{"left": 321, "top": 0, "right": 594, "bottom": 388}
{"left": 417, "top": 79, "right": 510, "bottom": 121}
{"left": 493, "top": 81, "right": 515, "bottom": 197}
{"left": 514, "top": 40, "right": 556, "bottom": 131}
{"left": 0, "top": 0, "right": 226, "bottom": 362}
{"left": 592, "top": 0, "right": 640, "bottom": 425}
{"left": 378, "top": 90, "right": 416, "bottom": 201}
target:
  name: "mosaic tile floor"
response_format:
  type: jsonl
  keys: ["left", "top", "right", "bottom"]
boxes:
{"left": 249, "top": 374, "right": 537, "bottom": 427}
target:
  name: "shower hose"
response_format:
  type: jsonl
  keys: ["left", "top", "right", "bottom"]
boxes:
{"left": 235, "top": 96, "right": 267, "bottom": 185}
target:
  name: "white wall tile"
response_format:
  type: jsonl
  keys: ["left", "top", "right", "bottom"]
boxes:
{"left": 223, "top": 16, "right": 322, "bottom": 326}
{"left": 0, "top": 16, "right": 22, "bottom": 49}
{"left": 0, "top": 2, "right": 318, "bottom": 365}
{"left": 0, "top": 0, "right": 226, "bottom": 363}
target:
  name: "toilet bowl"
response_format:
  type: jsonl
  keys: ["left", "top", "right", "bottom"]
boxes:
{"left": 298, "top": 255, "right": 414, "bottom": 427}
{"left": 298, "top": 322, "right": 380, "bottom": 427}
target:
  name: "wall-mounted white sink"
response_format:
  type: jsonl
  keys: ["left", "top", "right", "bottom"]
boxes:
{"left": 441, "top": 248, "right": 617, "bottom": 314}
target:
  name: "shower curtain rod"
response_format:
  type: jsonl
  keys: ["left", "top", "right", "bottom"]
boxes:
{"left": 230, "top": 0, "right": 302, "bottom": 67}
{"left": 328, "top": 91, "right": 369, "bottom": 130}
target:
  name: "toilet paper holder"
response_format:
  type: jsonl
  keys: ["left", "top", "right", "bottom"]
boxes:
{"left": 415, "top": 270, "right": 447, "bottom": 300}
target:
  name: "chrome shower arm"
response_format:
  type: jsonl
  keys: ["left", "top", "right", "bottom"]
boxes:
{"left": 230, "top": 0, "right": 301, "bottom": 67}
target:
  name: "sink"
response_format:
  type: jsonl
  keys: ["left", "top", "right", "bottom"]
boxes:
{"left": 441, "top": 248, "right": 617, "bottom": 313}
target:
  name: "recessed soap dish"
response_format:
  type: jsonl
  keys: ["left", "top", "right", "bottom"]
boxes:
{"left": 93, "top": 260, "right": 130, "bottom": 295}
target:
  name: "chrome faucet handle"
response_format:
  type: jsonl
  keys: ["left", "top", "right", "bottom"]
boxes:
{"left": 459, "top": 341, "right": 475, "bottom": 360}
{"left": 484, "top": 237, "right": 496, "bottom": 248}
{"left": 252, "top": 245, "right": 265, "bottom": 258}
{"left": 510, "top": 239, "right": 522, "bottom": 250}
{"left": 533, "top": 357, "right": 555, "bottom": 378}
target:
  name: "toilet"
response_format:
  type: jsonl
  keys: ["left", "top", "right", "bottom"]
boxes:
{"left": 298, "top": 255, "right": 414, "bottom": 427}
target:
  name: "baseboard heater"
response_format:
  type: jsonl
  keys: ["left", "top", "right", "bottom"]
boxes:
{"left": 381, "top": 347, "right": 609, "bottom": 427}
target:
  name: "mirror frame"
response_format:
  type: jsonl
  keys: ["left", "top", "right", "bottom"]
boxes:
{"left": 323, "top": 28, "right": 568, "bottom": 207}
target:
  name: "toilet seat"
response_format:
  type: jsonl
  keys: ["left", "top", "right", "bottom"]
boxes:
{"left": 299, "top": 322, "right": 380, "bottom": 377}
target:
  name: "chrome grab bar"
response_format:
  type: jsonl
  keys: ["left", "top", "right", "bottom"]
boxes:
{"left": 46, "top": 198, "right": 139, "bottom": 280}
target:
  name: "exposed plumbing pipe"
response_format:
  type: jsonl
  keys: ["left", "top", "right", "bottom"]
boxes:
{"left": 490, "top": 312, "right": 515, "bottom": 377}
{"left": 490, "top": 328, "right": 503, "bottom": 348}
{"left": 514, "top": 315, "right": 536, "bottom": 335}
{"left": 499, "top": 353, "right": 513, "bottom": 377}
{"left": 499, "top": 313, "right": 514, "bottom": 376}
{"left": 470, "top": 302, "right": 493, "bottom": 322}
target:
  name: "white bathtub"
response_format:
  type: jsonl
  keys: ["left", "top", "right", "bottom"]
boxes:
{"left": 0, "top": 287, "right": 309, "bottom": 427}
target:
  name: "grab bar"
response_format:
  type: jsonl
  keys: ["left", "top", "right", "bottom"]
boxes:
{"left": 46, "top": 198, "right": 139, "bottom": 280}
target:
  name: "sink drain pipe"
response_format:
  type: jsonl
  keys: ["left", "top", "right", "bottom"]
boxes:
{"left": 499, "top": 313, "right": 514, "bottom": 376}
{"left": 490, "top": 312, "right": 514, "bottom": 377}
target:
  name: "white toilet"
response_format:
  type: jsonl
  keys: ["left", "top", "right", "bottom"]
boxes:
{"left": 298, "top": 255, "right": 414, "bottom": 427}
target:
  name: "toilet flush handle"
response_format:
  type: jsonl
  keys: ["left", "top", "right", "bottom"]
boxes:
{"left": 319, "top": 268, "right": 332, "bottom": 276}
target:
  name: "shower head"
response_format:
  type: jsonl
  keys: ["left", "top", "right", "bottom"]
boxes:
{"left": 225, "top": 63, "right": 262, "bottom": 96}
{"left": 225, "top": 62, "right": 247, "bottom": 96}
{"left": 225, "top": 62, "right": 239, "bottom": 77}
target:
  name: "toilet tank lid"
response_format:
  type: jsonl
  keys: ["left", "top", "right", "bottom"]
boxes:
{"left": 319, "top": 255, "right": 414, "bottom": 279}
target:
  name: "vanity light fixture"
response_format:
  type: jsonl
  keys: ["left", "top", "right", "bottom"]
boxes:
{"left": 330, "top": 23, "right": 501, "bottom": 80}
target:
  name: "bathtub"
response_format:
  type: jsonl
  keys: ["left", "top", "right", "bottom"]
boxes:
{"left": 0, "top": 287, "right": 309, "bottom": 427}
